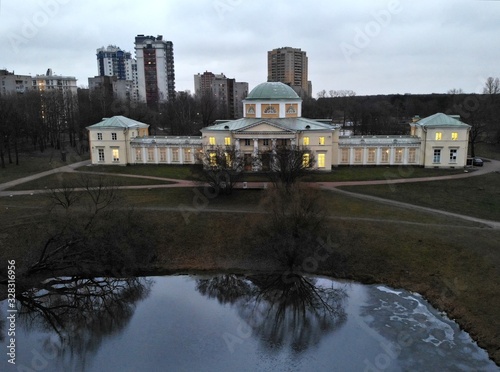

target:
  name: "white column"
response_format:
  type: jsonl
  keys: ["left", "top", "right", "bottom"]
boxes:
{"left": 253, "top": 138, "right": 258, "bottom": 156}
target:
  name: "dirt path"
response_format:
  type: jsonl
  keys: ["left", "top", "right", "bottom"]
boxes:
{"left": 1, "top": 159, "right": 499, "bottom": 229}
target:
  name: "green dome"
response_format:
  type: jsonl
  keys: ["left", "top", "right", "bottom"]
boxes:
{"left": 246, "top": 82, "right": 300, "bottom": 100}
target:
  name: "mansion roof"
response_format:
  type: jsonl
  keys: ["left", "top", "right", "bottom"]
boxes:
{"left": 245, "top": 82, "right": 300, "bottom": 101}
{"left": 339, "top": 135, "right": 421, "bottom": 147}
{"left": 413, "top": 113, "right": 470, "bottom": 128}
{"left": 202, "top": 117, "right": 336, "bottom": 133}
{"left": 131, "top": 136, "right": 202, "bottom": 147}
{"left": 87, "top": 116, "right": 150, "bottom": 130}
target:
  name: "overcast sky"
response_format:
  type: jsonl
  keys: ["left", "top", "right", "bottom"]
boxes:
{"left": 1, "top": 0, "right": 499, "bottom": 96}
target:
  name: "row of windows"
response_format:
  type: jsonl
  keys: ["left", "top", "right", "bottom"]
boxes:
{"left": 135, "top": 148, "right": 193, "bottom": 162}
{"left": 97, "top": 148, "right": 120, "bottom": 162}
{"left": 340, "top": 148, "right": 417, "bottom": 164}
{"left": 208, "top": 137, "right": 326, "bottom": 146}
{"left": 433, "top": 149, "right": 458, "bottom": 163}
{"left": 435, "top": 132, "right": 459, "bottom": 141}
{"left": 97, "top": 133, "right": 118, "bottom": 141}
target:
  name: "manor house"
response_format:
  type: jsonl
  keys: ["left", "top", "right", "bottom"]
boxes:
{"left": 87, "top": 82, "right": 471, "bottom": 169}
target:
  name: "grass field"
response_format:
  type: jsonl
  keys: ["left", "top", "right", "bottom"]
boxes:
{"left": 0, "top": 148, "right": 89, "bottom": 184}
{"left": 342, "top": 172, "right": 500, "bottom": 221}
{"left": 76, "top": 163, "right": 199, "bottom": 180}
{"left": 5, "top": 172, "right": 174, "bottom": 191}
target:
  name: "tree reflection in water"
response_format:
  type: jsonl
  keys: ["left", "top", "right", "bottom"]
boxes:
{"left": 196, "top": 272, "right": 347, "bottom": 352}
{"left": 17, "top": 276, "right": 152, "bottom": 371}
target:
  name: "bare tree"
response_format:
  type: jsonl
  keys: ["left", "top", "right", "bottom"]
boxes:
{"left": 267, "top": 145, "right": 315, "bottom": 189}
{"left": 483, "top": 77, "right": 500, "bottom": 94}
{"left": 196, "top": 145, "right": 243, "bottom": 195}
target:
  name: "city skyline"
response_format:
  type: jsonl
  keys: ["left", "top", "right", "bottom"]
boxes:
{"left": 1, "top": 1, "right": 499, "bottom": 96}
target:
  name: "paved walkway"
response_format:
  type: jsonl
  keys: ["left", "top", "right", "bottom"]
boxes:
{"left": 1, "top": 159, "right": 499, "bottom": 229}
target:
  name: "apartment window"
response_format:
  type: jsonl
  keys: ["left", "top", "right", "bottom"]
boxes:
{"left": 367, "top": 148, "right": 376, "bottom": 163}
{"left": 172, "top": 148, "right": 179, "bottom": 162}
{"left": 111, "top": 132, "right": 117, "bottom": 141}
{"left": 354, "top": 148, "right": 363, "bottom": 163}
{"left": 451, "top": 132, "right": 458, "bottom": 140}
{"left": 209, "top": 137, "right": 216, "bottom": 145}
{"left": 435, "top": 132, "right": 442, "bottom": 141}
{"left": 224, "top": 137, "right": 231, "bottom": 146}
{"left": 433, "top": 149, "right": 441, "bottom": 163}
{"left": 408, "top": 148, "right": 416, "bottom": 163}
{"left": 112, "top": 149, "right": 119, "bottom": 162}
{"left": 341, "top": 148, "right": 349, "bottom": 163}
{"left": 97, "top": 133, "right": 102, "bottom": 141}
{"left": 263, "top": 139, "right": 269, "bottom": 146}
{"left": 395, "top": 148, "right": 403, "bottom": 163}
{"left": 244, "top": 139, "right": 251, "bottom": 146}
{"left": 147, "top": 148, "right": 154, "bottom": 162}
{"left": 303, "top": 137, "right": 310, "bottom": 146}
{"left": 302, "top": 153, "right": 310, "bottom": 167}
{"left": 317, "top": 153, "right": 325, "bottom": 168}
{"left": 159, "top": 148, "right": 167, "bottom": 162}
{"left": 135, "top": 148, "right": 142, "bottom": 161}
{"left": 184, "top": 148, "right": 192, "bottom": 162}
{"left": 449, "top": 149, "right": 457, "bottom": 163}
{"left": 319, "top": 137, "right": 325, "bottom": 145}
{"left": 98, "top": 148, "right": 105, "bottom": 162}
{"left": 381, "top": 148, "right": 389, "bottom": 163}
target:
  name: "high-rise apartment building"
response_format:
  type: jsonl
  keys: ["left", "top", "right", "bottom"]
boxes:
{"left": 0, "top": 69, "right": 33, "bottom": 95}
{"left": 96, "top": 45, "right": 134, "bottom": 81}
{"left": 33, "top": 68, "right": 78, "bottom": 95}
{"left": 194, "top": 71, "right": 248, "bottom": 119}
{"left": 134, "top": 35, "right": 175, "bottom": 105}
{"left": 267, "top": 47, "right": 311, "bottom": 97}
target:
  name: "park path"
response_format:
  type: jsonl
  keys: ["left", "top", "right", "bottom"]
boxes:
{"left": 1, "top": 158, "right": 499, "bottom": 229}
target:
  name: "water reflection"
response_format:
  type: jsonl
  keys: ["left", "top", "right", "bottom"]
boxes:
{"left": 196, "top": 272, "right": 347, "bottom": 352}
{"left": 17, "top": 276, "right": 152, "bottom": 371}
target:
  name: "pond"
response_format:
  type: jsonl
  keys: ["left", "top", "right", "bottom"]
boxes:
{"left": 1, "top": 274, "right": 498, "bottom": 371}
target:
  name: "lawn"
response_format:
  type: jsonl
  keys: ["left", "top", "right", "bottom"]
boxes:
{"left": 0, "top": 148, "right": 89, "bottom": 184}
{"left": 5, "top": 172, "right": 174, "bottom": 191}
{"left": 342, "top": 173, "right": 500, "bottom": 221}
{"left": 76, "top": 163, "right": 199, "bottom": 180}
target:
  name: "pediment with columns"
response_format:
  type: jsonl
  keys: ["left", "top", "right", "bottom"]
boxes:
{"left": 233, "top": 120, "right": 297, "bottom": 134}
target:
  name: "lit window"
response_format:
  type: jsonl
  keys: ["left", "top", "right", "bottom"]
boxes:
{"left": 449, "top": 149, "right": 457, "bottom": 163}
{"left": 209, "top": 137, "right": 216, "bottom": 145}
{"left": 319, "top": 137, "right": 325, "bottom": 145}
{"left": 135, "top": 148, "right": 142, "bottom": 161}
{"left": 159, "top": 148, "right": 167, "bottom": 162}
{"left": 433, "top": 149, "right": 441, "bottom": 163}
{"left": 408, "top": 148, "right": 416, "bottom": 163}
{"left": 302, "top": 153, "right": 310, "bottom": 167}
{"left": 318, "top": 154, "right": 325, "bottom": 168}
{"left": 381, "top": 148, "right": 389, "bottom": 163}
{"left": 395, "top": 148, "right": 403, "bottom": 163}
{"left": 97, "top": 133, "right": 102, "bottom": 140}
{"left": 209, "top": 153, "right": 216, "bottom": 166}
{"left": 184, "top": 148, "right": 192, "bottom": 162}
{"left": 368, "top": 148, "right": 376, "bottom": 163}
{"left": 147, "top": 148, "right": 154, "bottom": 162}
{"left": 341, "top": 148, "right": 349, "bottom": 163}
{"left": 172, "top": 148, "right": 179, "bottom": 162}
{"left": 112, "top": 149, "right": 119, "bottom": 162}
{"left": 354, "top": 148, "right": 362, "bottom": 163}
{"left": 224, "top": 137, "right": 231, "bottom": 146}
{"left": 451, "top": 132, "right": 458, "bottom": 140}
{"left": 112, "top": 132, "right": 117, "bottom": 141}
{"left": 98, "top": 148, "right": 105, "bottom": 162}
{"left": 303, "top": 137, "right": 310, "bottom": 146}
{"left": 435, "top": 132, "right": 442, "bottom": 140}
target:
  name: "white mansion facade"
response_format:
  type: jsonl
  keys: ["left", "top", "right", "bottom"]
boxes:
{"left": 87, "top": 82, "right": 471, "bottom": 169}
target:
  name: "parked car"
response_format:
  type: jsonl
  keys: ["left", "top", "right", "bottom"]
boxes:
{"left": 473, "top": 158, "right": 483, "bottom": 166}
